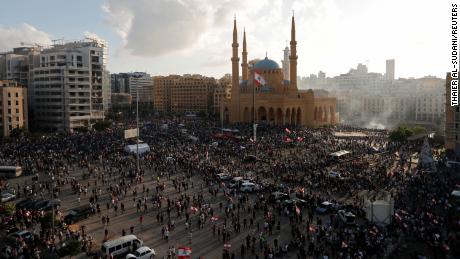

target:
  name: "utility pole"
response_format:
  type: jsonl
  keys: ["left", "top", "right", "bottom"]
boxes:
{"left": 136, "top": 85, "right": 140, "bottom": 176}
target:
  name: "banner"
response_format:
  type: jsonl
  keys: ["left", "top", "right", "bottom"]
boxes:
{"left": 124, "top": 128, "right": 138, "bottom": 139}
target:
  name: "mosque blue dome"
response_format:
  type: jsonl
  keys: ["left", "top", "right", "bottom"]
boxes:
{"left": 253, "top": 57, "right": 280, "bottom": 70}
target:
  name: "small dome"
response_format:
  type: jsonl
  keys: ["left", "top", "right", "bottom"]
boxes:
{"left": 253, "top": 57, "right": 280, "bottom": 70}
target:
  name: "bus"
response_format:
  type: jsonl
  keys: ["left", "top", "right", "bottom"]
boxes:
{"left": 0, "top": 166, "right": 22, "bottom": 178}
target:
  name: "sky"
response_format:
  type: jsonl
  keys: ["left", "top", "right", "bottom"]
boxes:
{"left": 0, "top": 0, "right": 451, "bottom": 79}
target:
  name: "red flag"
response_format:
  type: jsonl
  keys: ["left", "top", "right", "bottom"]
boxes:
{"left": 190, "top": 206, "right": 198, "bottom": 213}
{"left": 224, "top": 243, "right": 231, "bottom": 250}
{"left": 211, "top": 216, "right": 219, "bottom": 222}
{"left": 284, "top": 137, "right": 293, "bottom": 143}
{"left": 177, "top": 247, "right": 192, "bottom": 259}
{"left": 296, "top": 136, "right": 304, "bottom": 142}
{"left": 295, "top": 206, "right": 301, "bottom": 215}
{"left": 285, "top": 128, "right": 292, "bottom": 134}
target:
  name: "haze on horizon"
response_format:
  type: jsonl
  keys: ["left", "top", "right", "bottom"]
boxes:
{"left": 0, "top": 0, "right": 450, "bottom": 79}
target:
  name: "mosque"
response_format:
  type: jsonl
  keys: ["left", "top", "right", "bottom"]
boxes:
{"left": 221, "top": 15, "right": 338, "bottom": 127}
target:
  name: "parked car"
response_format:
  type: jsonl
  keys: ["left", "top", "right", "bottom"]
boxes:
{"left": 240, "top": 182, "right": 259, "bottom": 193}
{"left": 126, "top": 246, "right": 156, "bottom": 259}
{"left": 35, "top": 199, "right": 61, "bottom": 211}
{"left": 268, "top": 192, "right": 290, "bottom": 203}
{"left": 0, "top": 193, "right": 16, "bottom": 202}
{"left": 216, "top": 173, "right": 233, "bottom": 181}
{"left": 9, "top": 230, "right": 34, "bottom": 242}
{"left": 315, "top": 201, "right": 338, "bottom": 214}
{"left": 281, "top": 198, "right": 308, "bottom": 208}
{"left": 328, "top": 171, "right": 341, "bottom": 178}
{"left": 64, "top": 205, "right": 94, "bottom": 224}
{"left": 338, "top": 210, "right": 356, "bottom": 225}
{"left": 16, "top": 198, "right": 44, "bottom": 210}
{"left": 228, "top": 177, "right": 244, "bottom": 188}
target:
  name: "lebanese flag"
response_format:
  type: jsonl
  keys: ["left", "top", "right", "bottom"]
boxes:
{"left": 190, "top": 206, "right": 198, "bottom": 214}
{"left": 254, "top": 71, "right": 266, "bottom": 87}
{"left": 285, "top": 128, "right": 292, "bottom": 134}
{"left": 284, "top": 137, "right": 293, "bottom": 143}
{"left": 177, "top": 247, "right": 192, "bottom": 259}
{"left": 295, "top": 205, "right": 301, "bottom": 215}
{"left": 296, "top": 136, "right": 304, "bottom": 142}
{"left": 211, "top": 216, "right": 219, "bottom": 222}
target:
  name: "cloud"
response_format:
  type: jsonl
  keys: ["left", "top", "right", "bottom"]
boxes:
{"left": 0, "top": 23, "right": 52, "bottom": 51}
{"left": 103, "top": 0, "right": 235, "bottom": 56}
{"left": 105, "top": 0, "right": 446, "bottom": 79}
{"left": 102, "top": 0, "right": 340, "bottom": 66}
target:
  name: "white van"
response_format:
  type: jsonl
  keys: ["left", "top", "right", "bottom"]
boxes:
{"left": 101, "top": 235, "right": 143, "bottom": 257}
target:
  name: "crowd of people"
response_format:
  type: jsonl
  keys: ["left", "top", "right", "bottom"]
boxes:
{"left": 0, "top": 116, "right": 458, "bottom": 258}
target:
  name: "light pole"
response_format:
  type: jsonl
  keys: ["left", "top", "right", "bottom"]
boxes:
{"left": 136, "top": 84, "right": 140, "bottom": 176}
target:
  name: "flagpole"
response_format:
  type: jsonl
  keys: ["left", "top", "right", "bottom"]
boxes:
{"left": 253, "top": 74, "right": 257, "bottom": 157}
{"left": 252, "top": 73, "right": 257, "bottom": 142}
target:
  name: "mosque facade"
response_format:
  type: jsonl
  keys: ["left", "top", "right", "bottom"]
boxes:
{"left": 221, "top": 16, "right": 338, "bottom": 127}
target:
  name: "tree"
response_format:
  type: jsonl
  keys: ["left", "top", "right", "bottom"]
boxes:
{"left": 40, "top": 212, "right": 60, "bottom": 230}
{"left": 389, "top": 125, "right": 413, "bottom": 142}
{"left": 0, "top": 203, "right": 16, "bottom": 216}
{"left": 57, "top": 239, "right": 81, "bottom": 258}
{"left": 66, "top": 239, "right": 82, "bottom": 258}
{"left": 412, "top": 126, "right": 427, "bottom": 135}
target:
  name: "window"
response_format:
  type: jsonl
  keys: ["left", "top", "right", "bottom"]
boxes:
{"left": 16, "top": 101, "right": 19, "bottom": 106}
{"left": 115, "top": 245, "right": 122, "bottom": 250}
{"left": 8, "top": 101, "right": 11, "bottom": 106}
{"left": 15, "top": 93, "right": 18, "bottom": 98}
{"left": 8, "top": 93, "right": 11, "bottom": 98}
{"left": 109, "top": 247, "right": 115, "bottom": 253}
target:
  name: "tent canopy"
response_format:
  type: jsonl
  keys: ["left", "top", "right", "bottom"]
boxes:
{"left": 330, "top": 150, "right": 351, "bottom": 157}
{"left": 451, "top": 190, "right": 460, "bottom": 197}
{"left": 124, "top": 143, "right": 150, "bottom": 154}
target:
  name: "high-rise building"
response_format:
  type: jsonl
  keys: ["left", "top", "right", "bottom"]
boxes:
{"left": 386, "top": 59, "right": 395, "bottom": 80}
{"left": 129, "top": 72, "right": 153, "bottom": 104}
{"left": 415, "top": 91, "right": 445, "bottom": 123}
{"left": 153, "top": 74, "right": 217, "bottom": 114}
{"left": 445, "top": 72, "right": 460, "bottom": 155}
{"left": 0, "top": 80, "right": 28, "bottom": 137}
{"left": 32, "top": 39, "right": 109, "bottom": 132}
{"left": 281, "top": 46, "right": 290, "bottom": 81}
{"left": 213, "top": 74, "right": 232, "bottom": 115}
{"left": 111, "top": 73, "right": 130, "bottom": 93}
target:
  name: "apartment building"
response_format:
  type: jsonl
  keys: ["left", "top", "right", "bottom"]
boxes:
{"left": 129, "top": 72, "right": 153, "bottom": 104}
{"left": 213, "top": 75, "right": 231, "bottom": 115}
{"left": 153, "top": 74, "right": 217, "bottom": 114}
{"left": 31, "top": 39, "right": 109, "bottom": 131}
{"left": 0, "top": 80, "right": 28, "bottom": 137}
{"left": 445, "top": 72, "right": 460, "bottom": 155}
